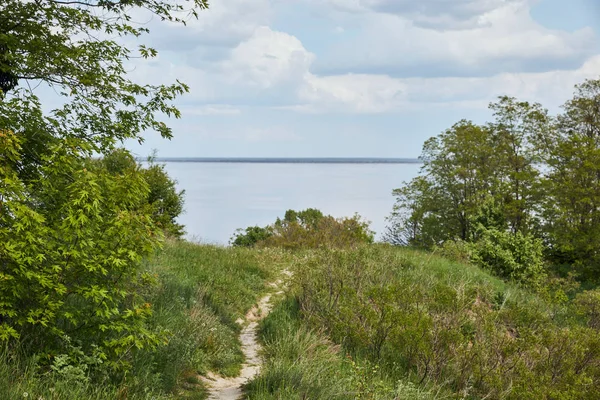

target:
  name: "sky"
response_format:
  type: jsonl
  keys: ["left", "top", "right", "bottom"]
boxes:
{"left": 124, "top": 0, "right": 600, "bottom": 158}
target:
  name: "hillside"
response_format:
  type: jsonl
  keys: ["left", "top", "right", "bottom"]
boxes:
{"left": 247, "top": 245, "right": 600, "bottom": 400}
{"left": 3, "top": 240, "right": 599, "bottom": 399}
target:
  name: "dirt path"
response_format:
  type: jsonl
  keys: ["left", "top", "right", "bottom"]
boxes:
{"left": 201, "top": 271, "right": 290, "bottom": 400}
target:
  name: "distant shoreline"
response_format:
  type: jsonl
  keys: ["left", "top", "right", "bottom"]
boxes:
{"left": 141, "top": 157, "right": 422, "bottom": 164}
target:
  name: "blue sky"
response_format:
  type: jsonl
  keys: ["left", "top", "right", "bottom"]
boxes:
{"left": 125, "top": 0, "right": 600, "bottom": 158}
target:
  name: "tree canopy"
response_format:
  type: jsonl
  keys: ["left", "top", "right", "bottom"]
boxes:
{"left": 387, "top": 78, "right": 600, "bottom": 283}
{"left": 0, "top": 0, "right": 201, "bottom": 370}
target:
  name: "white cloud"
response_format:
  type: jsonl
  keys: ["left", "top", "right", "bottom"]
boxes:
{"left": 324, "top": 0, "right": 532, "bottom": 29}
{"left": 220, "top": 26, "right": 315, "bottom": 90}
{"left": 125, "top": 0, "right": 600, "bottom": 117}
{"left": 141, "top": 0, "right": 273, "bottom": 53}
{"left": 296, "top": 55, "right": 600, "bottom": 113}
{"left": 314, "top": 2, "right": 596, "bottom": 77}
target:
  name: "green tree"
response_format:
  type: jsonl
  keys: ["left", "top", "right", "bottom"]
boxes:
{"left": 488, "top": 96, "right": 550, "bottom": 234}
{"left": 388, "top": 98, "right": 550, "bottom": 249}
{"left": 543, "top": 78, "right": 600, "bottom": 277}
{"left": 230, "top": 226, "right": 274, "bottom": 247}
{"left": 0, "top": 0, "right": 205, "bottom": 366}
{"left": 94, "top": 149, "right": 186, "bottom": 238}
{"left": 0, "top": 131, "right": 160, "bottom": 361}
{"left": 232, "top": 209, "right": 374, "bottom": 249}
{"left": 141, "top": 159, "right": 186, "bottom": 238}
{"left": 387, "top": 120, "right": 497, "bottom": 247}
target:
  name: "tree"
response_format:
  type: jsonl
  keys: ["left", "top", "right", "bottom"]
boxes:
{"left": 231, "top": 209, "right": 374, "bottom": 249}
{"left": 0, "top": 0, "right": 204, "bottom": 367}
{"left": 1, "top": 0, "right": 206, "bottom": 167}
{"left": 387, "top": 120, "right": 497, "bottom": 247}
{"left": 488, "top": 96, "right": 550, "bottom": 235}
{"left": 543, "top": 78, "right": 600, "bottom": 277}
{"left": 94, "top": 149, "right": 186, "bottom": 237}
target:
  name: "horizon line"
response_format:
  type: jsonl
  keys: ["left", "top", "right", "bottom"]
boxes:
{"left": 139, "top": 157, "right": 423, "bottom": 164}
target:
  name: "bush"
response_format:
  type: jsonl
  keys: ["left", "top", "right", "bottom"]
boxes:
{"left": 141, "top": 158, "right": 185, "bottom": 238}
{"left": 98, "top": 149, "right": 186, "bottom": 238}
{"left": 469, "top": 227, "right": 546, "bottom": 287}
{"left": 574, "top": 289, "right": 600, "bottom": 330}
{"left": 292, "top": 246, "right": 600, "bottom": 399}
{"left": 433, "top": 239, "right": 472, "bottom": 263}
{"left": 232, "top": 209, "right": 374, "bottom": 249}
{"left": 0, "top": 133, "right": 161, "bottom": 365}
{"left": 231, "top": 226, "right": 273, "bottom": 247}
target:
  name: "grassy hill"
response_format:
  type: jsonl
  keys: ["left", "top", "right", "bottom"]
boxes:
{"left": 0, "top": 241, "right": 289, "bottom": 399}
{"left": 247, "top": 245, "right": 600, "bottom": 400}
{"left": 3, "top": 241, "right": 598, "bottom": 399}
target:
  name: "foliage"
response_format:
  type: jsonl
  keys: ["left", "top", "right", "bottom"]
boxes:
{"left": 141, "top": 156, "right": 186, "bottom": 238}
{"left": 574, "top": 289, "right": 600, "bottom": 330}
{"left": 128, "top": 241, "right": 283, "bottom": 395}
{"left": 0, "top": 131, "right": 161, "bottom": 365}
{"left": 386, "top": 78, "right": 600, "bottom": 283}
{"left": 231, "top": 226, "right": 274, "bottom": 248}
{"left": 468, "top": 226, "right": 546, "bottom": 287}
{"left": 433, "top": 239, "right": 472, "bottom": 264}
{"left": 1, "top": 0, "right": 204, "bottom": 376}
{"left": 93, "top": 149, "right": 186, "bottom": 238}
{"left": 543, "top": 79, "right": 600, "bottom": 278}
{"left": 0, "top": 241, "right": 285, "bottom": 398}
{"left": 387, "top": 98, "right": 549, "bottom": 249}
{"left": 245, "top": 296, "right": 436, "bottom": 400}
{"left": 232, "top": 209, "right": 374, "bottom": 250}
{"left": 290, "top": 245, "right": 600, "bottom": 400}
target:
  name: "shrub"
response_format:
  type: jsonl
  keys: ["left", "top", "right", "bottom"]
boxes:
{"left": 231, "top": 226, "right": 274, "bottom": 247}
{"left": 0, "top": 133, "right": 161, "bottom": 369}
{"left": 232, "top": 209, "right": 374, "bottom": 249}
{"left": 574, "top": 289, "right": 600, "bottom": 330}
{"left": 468, "top": 227, "right": 546, "bottom": 287}
{"left": 433, "top": 239, "right": 472, "bottom": 263}
{"left": 98, "top": 149, "right": 186, "bottom": 238}
{"left": 292, "top": 246, "right": 600, "bottom": 399}
{"left": 141, "top": 158, "right": 185, "bottom": 238}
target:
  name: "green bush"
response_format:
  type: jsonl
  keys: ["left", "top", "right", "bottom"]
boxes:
{"left": 232, "top": 209, "right": 374, "bottom": 249}
{"left": 574, "top": 289, "right": 600, "bottom": 330}
{"left": 0, "top": 133, "right": 160, "bottom": 366}
{"left": 469, "top": 227, "right": 546, "bottom": 287}
{"left": 231, "top": 226, "right": 274, "bottom": 247}
{"left": 291, "top": 245, "right": 600, "bottom": 399}
{"left": 98, "top": 149, "right": 186, "bottom": 238}
{"left": 433, "top": 239, "right": 472, "bottom": 263}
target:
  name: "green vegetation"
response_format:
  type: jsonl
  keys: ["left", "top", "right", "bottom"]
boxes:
{"left": 386, "top": 79, "right": 600, "bottom": 284}
{"left": 97, "top": 149, "right": 186, "bottom": 238}
{"left": 0, "top": 240, "right": 285, "bottom": 399}
{"left": 247, "top": 245, "right": 600, "bottom": 399}
{"left": 231, "top": 208, "right": 374, "bottom": 249}
{"left": 246, "top": 296, "right": 436, "bottom": 400}
{"left": 3, "top": 0, "right": 600, "bottom": 397}
{"left": 1, "top": 0, "right": 206, "bottom": 396}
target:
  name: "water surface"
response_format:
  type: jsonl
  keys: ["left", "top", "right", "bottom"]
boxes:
{"left": 161, "top": 162, "right": 421, "bottom": 244}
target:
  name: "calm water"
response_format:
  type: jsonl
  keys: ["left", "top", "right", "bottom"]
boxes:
{"left": 161, "top": 162, "right": 422, "bottom": 244}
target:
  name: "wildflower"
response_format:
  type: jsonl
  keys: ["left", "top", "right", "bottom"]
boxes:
{"left": 22, "top": 393, "right": 28, "bottom": 398}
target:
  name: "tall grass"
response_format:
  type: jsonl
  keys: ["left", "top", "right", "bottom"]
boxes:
{"left": 248, "top": 244, "right": 600, "bottom": 399}
{"left": 0, "top": 241, "right": 287, "bottom": 399}
{"left": 246, "top": 296, "right": 437, "bottom": 400}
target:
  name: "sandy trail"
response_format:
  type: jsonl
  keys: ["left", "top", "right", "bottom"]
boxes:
{"left": 201, "top": 270, "right": 291, "bottom": 400}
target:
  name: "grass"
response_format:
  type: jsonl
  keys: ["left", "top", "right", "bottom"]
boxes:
{"left": 3, "top": 241, "right": 596, "bottom": 399}
{"left": 245, "top": 296, "right": 437, "bottom": 400}
{"left": 0, "top": 240, "right": 288, "bottom": 400}
{"left": 246, "top": 244, "right": 598, "bottom": 399}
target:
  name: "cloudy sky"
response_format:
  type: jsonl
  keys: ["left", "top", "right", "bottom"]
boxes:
{"left": 126, "top": 0, "right": 600, "bottom": 158}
